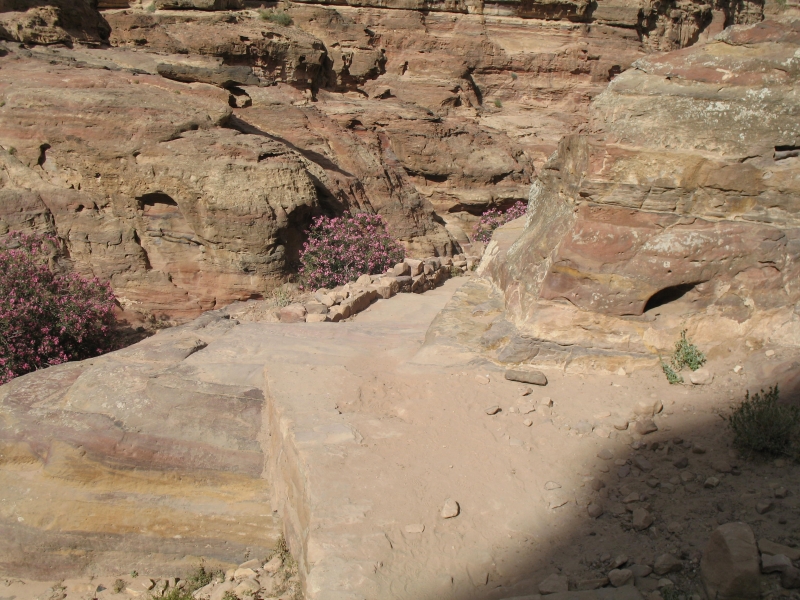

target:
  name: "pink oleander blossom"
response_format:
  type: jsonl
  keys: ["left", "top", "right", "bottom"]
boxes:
{"left": 473, "top": 201, "right": 528, "bottom": 244}
{"left": 299, "top": 212, "right": 405, "bottom": 289}
{"left": 0, "top": 231, "right": 117, "bottom": 385}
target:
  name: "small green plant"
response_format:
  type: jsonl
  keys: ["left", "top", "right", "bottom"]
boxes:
{"left": 449, "top": 265, "right": 463, "bottom": 278}
{"left": 130, "top": 570, "right": 138, "bottom": 578}
{"left": 494, "top": 99, "right": 503, "bottom": 108}
{"left": 159, "top": 565, "right": 218, "bottom": 600}
{"left": 259, "top": 9, "right": 292, "bottom": 25}
{"left": 7, "top": 146, "right": 16, "bottom": 156}
{"left": 660, "top": 587, "right": 684, "bottom": 600}
{"left": 660, "top": 359, "right": 684, "bottom": 385}
{"left": 222, "top": 592, "right": 238, "bottom": 600}
{"left": 272, "top": 286, "right": 293, "bottom": 307}
{"left": 510, "top": 72, "right": 518, "bottom": 80}
{"left": 728, "top": 386, "right": 799, "bottom": 459}
{"left": 660, "top": 329, "right": 705, "bottom": 384}
{"left": 112, "top": 579, "right": 126, "bottom": 593}
{"left": 145, "top": 2, "right": 156, "bottom": 12}
{"left": 672, "top": 329, "right": 706, "bottom": 371}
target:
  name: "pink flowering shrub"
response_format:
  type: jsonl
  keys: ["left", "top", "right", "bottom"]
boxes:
{"left": 0, "top": 232, "right": 117, "bottom": 385}
{"left": 473, "top": 201, "right": 528, "bottom": 244}
{"left": 300, "top": 212, "right": 405, "bottom": 289}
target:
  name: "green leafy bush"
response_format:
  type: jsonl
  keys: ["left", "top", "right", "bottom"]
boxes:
{"left": 672, "top": 329, "right": 706, "bottom": 371}
{"left": 271, "top": 286, "right": 293, "bottom": 308}
{"left": 660, "top": 329, "right": 705, "bottom": 384}
{"left": 160, "top": 565, "right": 219, "bottom": 600}
{"left": 660, "top": 360, "right": 683, "bottom": 385}
{"left": 728, "top": 386, "right": 799, "bottom": 459}
{"left": 259, "top": 9, "right": 292, "bottom": 25}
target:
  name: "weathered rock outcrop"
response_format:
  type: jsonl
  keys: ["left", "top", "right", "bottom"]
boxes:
{"left": 0, "top": 0, "right": 773, "bottom": 322}
{"left": 481, "top": 19, "right": 800, "bottom": 371}
{"left": 0, "top": 0, "right": 110, "bottom": 44}
{"left": 0, "top": 313, "right": 279, "bottom": 579}
{"left": 0, "top": 53, "right": 326, "bottom": 319}
{"left": 103, "top": 6, "right": 646, "bottom": 245}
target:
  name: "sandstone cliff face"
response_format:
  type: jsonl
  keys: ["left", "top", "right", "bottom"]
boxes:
{"left": 0, "top": 56, "right": 323, "bottom": 319}
{"left": 0, "top": 0, "right": 770, "bottom": 321}
{"left": 481, "top": 18, "right": 800, "bottom": 371}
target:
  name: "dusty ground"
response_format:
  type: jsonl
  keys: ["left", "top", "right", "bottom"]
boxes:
{"left": 2, "top": 276, "right": 799, "bottom": 599}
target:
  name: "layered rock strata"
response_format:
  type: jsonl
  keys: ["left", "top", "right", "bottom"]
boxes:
{"left": 480, "top": 19, "right": 800, "bottom": 371}
{"left": 0, "top": 313, "right": 279, "bottom": 579}
{"left": 0, "top": 0, "right": 770, "bottom": 321}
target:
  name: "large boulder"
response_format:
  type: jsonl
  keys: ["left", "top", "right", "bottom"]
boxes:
{"left": 0, "top": 314, "right": 279, "bottom": 579}
{"left": 0, "top": 0, "right": 110, "bottom": 45}
{"left": 480, "top": 19, "right": 800, "bottom": 371}
{"left": 701, "top": 522, "right": 761, "bottom": 600}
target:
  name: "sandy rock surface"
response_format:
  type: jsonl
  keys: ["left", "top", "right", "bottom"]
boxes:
{"left": 3, "top": 276, "right": 799, "bottom": 599}
{"left": 480, "top": 18, "right": 800, "bottom": 369}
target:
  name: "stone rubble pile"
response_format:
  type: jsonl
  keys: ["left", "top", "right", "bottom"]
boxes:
{"left": 278, "top": 253, "right": 480, "bottom": 324}
{"left": 190, "top": 556, "right": 301, "bottom": 600}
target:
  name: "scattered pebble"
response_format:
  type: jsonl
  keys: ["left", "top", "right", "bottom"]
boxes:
{"left": 441, "top": 498, "right": 460, "bottom": 519}
{"left": 756, "top": 500, "right": 774, "bottom": 515}
{"left": 632, "top": 508, "right": 653, "bottom": 530}
{"left": 611, "top": 555, "right": 629, "bottom": 569}
{"left": 485, "top": 406, "right": 501, "bottom": 415}
{"left": 404, "top": 524, "right": 425, "bottom": 533}
{"left": 761, "top": 553, "right": 793, "bottom": 574}
{"left": 505, "top": 369, "right": 548, "bottom": 386}
{"left": 689, "top": 368, "right": 714, "bottom": 385}
{"left": 634, "top": 419, "right": 658, "bottom": 435}
{"left": 587, "top": 503, "right": 604, "bottom": 519}
{"left": 632, "top": 456, "right": 653, "bottom": 472}
{"left": 654, "top": 553, "right": 682, "bottom": 575}
{"left": 538, "top": 574, "right": 569, "bottom": 595}
{"left": 545, "top": 481, "right": 562, "bottom": 490}
{"left": 608, "top": 568, "right": 633, "bottom": 587}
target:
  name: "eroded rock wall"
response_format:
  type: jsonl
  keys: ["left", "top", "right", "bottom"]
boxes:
{"left": 481, "top": 18, "right": 800, "bottom": 372}
{"left": 0, "top": 0, "right": 771, "bottom": 321}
